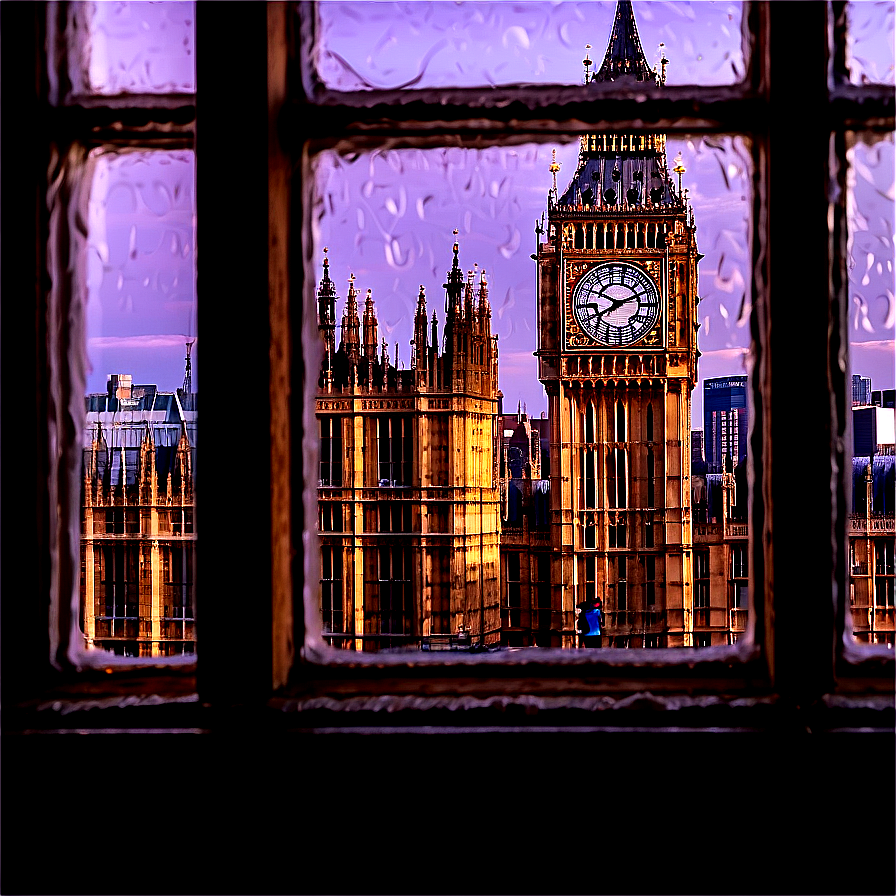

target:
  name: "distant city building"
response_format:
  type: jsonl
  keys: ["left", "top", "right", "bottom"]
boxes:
{"left": 81, "top": 369, "right": 197, "bottom": 657}
{"left": 690, "top": 462, "right": 749, "bottom": 645}
{"left": 872, "top": 388, "right": 895, "bottom": 409}
{"left": 691, "top": 429, "right": 706, "bottom": 471}
{"left": 852, "top": 373, "right": 872, "bottom": 407}
{"left": 500, "top": 405, "right": 548, "bottom": 480}
{"left": 498, "top": 405, "right": 554, "bottom": 646}
{"left": 704, "top": 376, "right": 748, "bottom": 473}
{"left": 853, "top": 405, "right": 896, "bottom": 457}
{"left": 849, "top": 457, "right": 895, "bottom": 646}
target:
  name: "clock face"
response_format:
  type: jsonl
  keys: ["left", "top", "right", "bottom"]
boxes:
{"left": 571, "top": 261, "right": 661, "bottom": 347}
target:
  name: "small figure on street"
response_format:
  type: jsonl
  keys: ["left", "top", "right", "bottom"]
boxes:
{"left": 575, "top": 596, "right": 603, "bottom": 648}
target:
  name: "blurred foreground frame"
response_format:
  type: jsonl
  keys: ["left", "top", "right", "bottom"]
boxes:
{"left": 0, "top": 0, "right": 891, "bottom": 726}
{"left": 0, "top": 3, "right": 893, "bottom": 894}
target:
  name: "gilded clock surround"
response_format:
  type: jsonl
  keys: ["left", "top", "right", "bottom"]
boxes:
{"left": 564, "top": 258, "right": 664, "bottom": 350}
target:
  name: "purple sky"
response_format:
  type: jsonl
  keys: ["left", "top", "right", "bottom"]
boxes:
{"left": 84, "top": 1, "right": 894, "bottom": 429}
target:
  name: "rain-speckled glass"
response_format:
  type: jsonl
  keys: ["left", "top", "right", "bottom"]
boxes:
{"left": 315, "top": 1, "right": 745, "bottom": 91}
{"left": 847, "top": 133, "right": 896, "bottom": 650}
{"left": 846, "top": 1, "right": 896, "bottom": 86}
{"left": 67, "top": 1, "right": 195, "bottom": 96}
{"left": 82, "top": 149, "right": 197, "bottom": 660}
{"left": 86, "top": 150, "right": 197, "bottom": 390}
{"left": 312, "top": 138, "right": 752, "bottom": 652}
{"left": 314, "top": 139, "right": 752, "bottom": 423}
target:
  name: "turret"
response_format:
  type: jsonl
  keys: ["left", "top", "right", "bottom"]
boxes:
{"left": 443, "top": 231, "right": 464, "bottom": 321}
{"left": 317, "top": 248, "right": 338, "bottom": 355}
{"left": 413, "top": 285, "right": 428, "bottom": 373}
{"left": 340, "top": 273, "right": 361, "bottom": 366}
{"left": 362, "top": 288, "right": 378, "bottom": 362}
{"left": 477, "top": 269, "right": 491, "bottom": 335}
{"left": 139, "top": 421, "right": 157, "bottom": 506}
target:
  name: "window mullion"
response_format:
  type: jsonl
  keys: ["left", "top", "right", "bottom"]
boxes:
{"left": 765, "top": 1, "right": 837, "bottom": 699}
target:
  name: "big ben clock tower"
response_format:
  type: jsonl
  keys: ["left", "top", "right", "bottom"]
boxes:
{"left": 536, "top": 0, "right": 700, "bottom": 648}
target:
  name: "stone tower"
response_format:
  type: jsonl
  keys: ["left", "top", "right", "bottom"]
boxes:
{"left": 536, "top": 0, "right": 701, "bottom": 647}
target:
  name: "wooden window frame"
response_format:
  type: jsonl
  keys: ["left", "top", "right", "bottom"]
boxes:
{"left": 2, "top": 1, "right": 894, "bottom": 733}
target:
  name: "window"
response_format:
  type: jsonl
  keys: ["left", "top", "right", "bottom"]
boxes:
{"left": 4, "top": 7, "right": 895, "bottom": 893}
{"left": 376, "top": 415, "right": 412, "bottom": 487}
{"left": 373, "top": 546, "right": 412, "bottom": 644}
{"left": 645, "top": 554, "right": 657, "bottom": 609}
{"left": 320, "top": 546, "right": 345, "bottom": 638}
{"left": 319, "top": 416, "right": 343, "bottom": 487}
{"left": 695, "top": 550, "right": 710, "bottom": 628}
{"left": 730, "top": 544, "right": 748, "bottom": 611}
{"left": 2, "top": 0, "right": 893, "bottom": 735}
{"left": 506, "top": 552, "right": 522, "bottom": 630}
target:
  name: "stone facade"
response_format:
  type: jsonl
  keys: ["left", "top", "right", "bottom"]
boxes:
{"left": 80, "top": 375, "right": 197, "bottom": 657}
{"left": 315, "top": 240, "right": 501, "bottom": 650}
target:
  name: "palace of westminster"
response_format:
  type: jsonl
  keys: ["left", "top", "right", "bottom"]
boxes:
{"left": 78, "top": 1, "right": 895, "bottom": 656}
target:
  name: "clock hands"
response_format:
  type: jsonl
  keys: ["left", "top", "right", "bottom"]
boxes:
{"left": 581, "top": 293, "right": 637, "bottom": 319}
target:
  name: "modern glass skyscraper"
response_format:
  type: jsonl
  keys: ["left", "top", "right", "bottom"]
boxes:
{"left": 852, "top": 373, "right": 872, "bottom": 407}
{"left": 704, "top": 376, "right": 748, "bottom": 472}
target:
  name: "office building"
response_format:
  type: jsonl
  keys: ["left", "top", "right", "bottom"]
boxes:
{"left": 852, "top": 373, "right": 872, "bottom": 407}
{"left": 704, "top": 375, "right": 748, "bottom": 473}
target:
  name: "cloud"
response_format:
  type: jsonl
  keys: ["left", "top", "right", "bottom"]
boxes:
{"left": 89, "top": 334, "right": 196, "bottom": 350}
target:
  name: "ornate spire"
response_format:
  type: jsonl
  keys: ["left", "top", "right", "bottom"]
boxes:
{"left": 443, "top": 229, "right": 464, "bottom": 317}
{"left": 592, "top": 0, "right": 656, "bottom": 85}
{"left": 549, "top": 150, "right": 561, "bottom": 203}
{"left": 477, "top": 269, "right": 490, "bottom": 326}
{"left": 317, "top": 248, "right": 338, "bottom": 354}
{"left": 362, "top": 287, "right": 378, "bottom": 361}
{"left": 340, "top": 272, "right": 361, "bottom": 362}
{"left": 413, "top": 285, "right": 428, "bottom": 371}
{"left": 465, "top": 267, "right": 476, "bottom": 320}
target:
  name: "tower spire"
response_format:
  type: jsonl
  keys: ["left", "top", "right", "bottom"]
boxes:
{"left": 317, "top": 247, "right": 338, "bottom": 355}
{"left": 340, "top": 272, "right": 361, "bottom": 364}
{"left": 182, "top": 340, "right": 194, "bottom": 395}
{"left": 363, "top": 288, "right": 378, "bottom": 361}
{"left": 593, "top": 0, "right": 656, "bottom": 85}
{"left": 443, "top": 229, "right": 464, "bottom": 317}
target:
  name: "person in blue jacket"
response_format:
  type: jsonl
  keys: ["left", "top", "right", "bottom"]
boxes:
{"left": 575, "top": 596, "right": 603, "bottom": 648}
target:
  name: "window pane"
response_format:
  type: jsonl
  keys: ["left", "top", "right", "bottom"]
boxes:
{"left": 82, "top": 150, "right": 197, "bottom": 659}
{"left": 312, "top": 133, "right": 752, "bottom": 653}
{"left": 67, "top": 0, "right": 196, "bottom": 96}
{"left": 315, "top": 0, "right": 745, "bottom": 92}
{"left": 846, "top": 1, "right": 895, "bottom": 86}
{"left": 847, "top": 133, "right": 896, "bottom": 649}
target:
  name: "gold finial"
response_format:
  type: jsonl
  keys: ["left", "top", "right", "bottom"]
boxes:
{"left": 658, "top": 42, "right": 669, "bottom": 86}
{"left": 673, "top": 152, "right": 686, "bottom": 198}
{"left": 549, "top": 148, "right": 561, "bottom": 197}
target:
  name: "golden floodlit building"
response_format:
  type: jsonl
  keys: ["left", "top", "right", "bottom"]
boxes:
{"left": 315, "top": 239, "right": 501, "bottom": 650}
{"left": 535, "top": 0, "right": 702, "bottom": 647}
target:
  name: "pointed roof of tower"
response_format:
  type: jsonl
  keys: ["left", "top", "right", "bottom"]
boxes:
{"left": 317, "top": 248, "right": 337, "bottom": 302}
{"left": 443, "top": 230, "right": 464, "bottom": 315}
{"left": 593, "top": 0, "right": 655, "bottom": 84}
